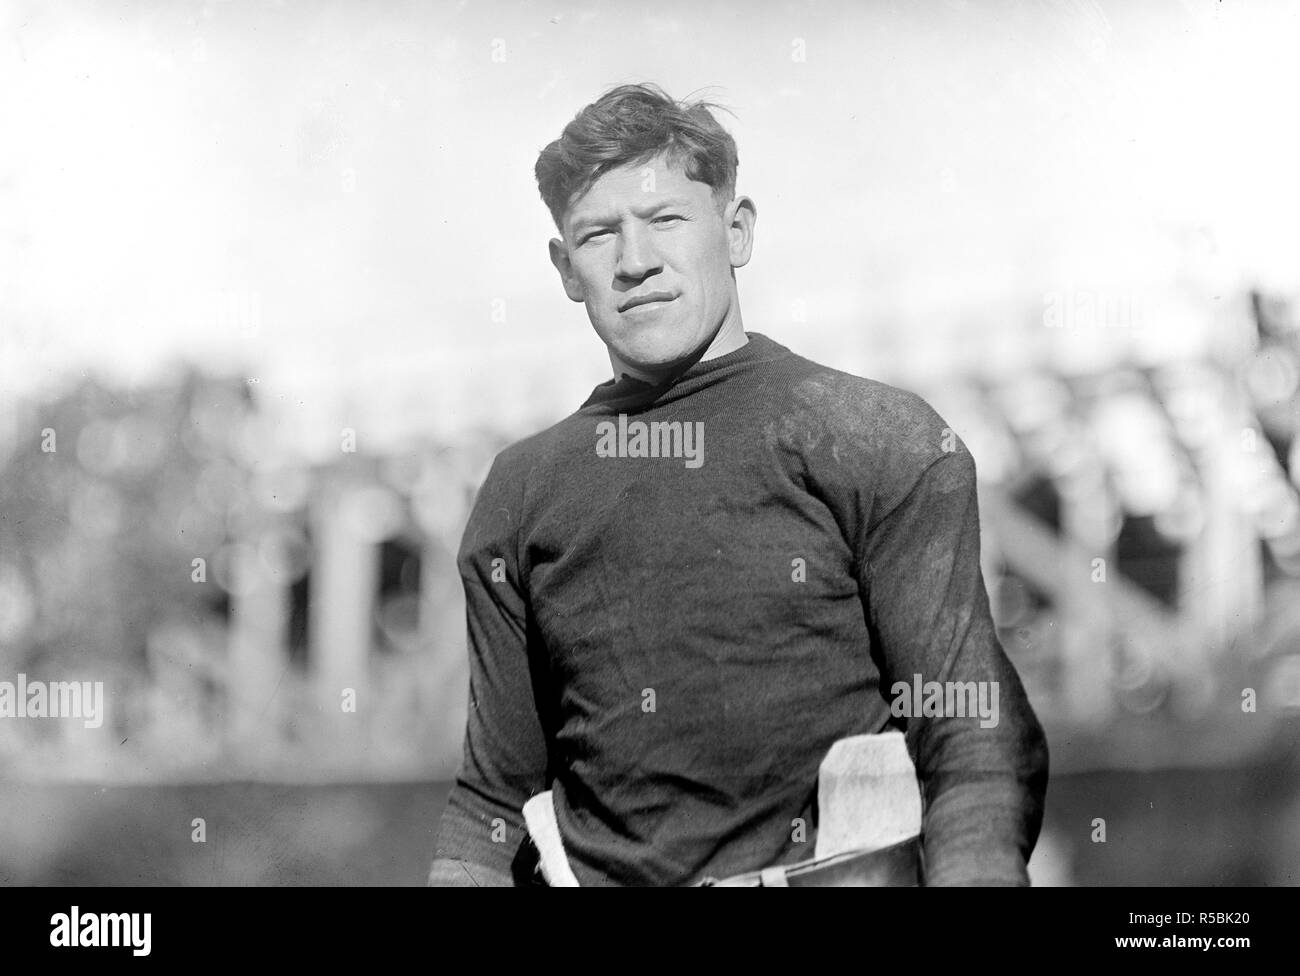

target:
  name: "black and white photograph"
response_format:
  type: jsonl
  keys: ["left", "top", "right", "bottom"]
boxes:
{"left": 1, "top": 0, "right": 1297, "bottom": 930}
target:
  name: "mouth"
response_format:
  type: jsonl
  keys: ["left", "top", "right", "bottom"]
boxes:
{"left": 619, "top": 292, "right": 678, "bottom": 313}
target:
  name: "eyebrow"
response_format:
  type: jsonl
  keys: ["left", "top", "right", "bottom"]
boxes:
{"left": 569, "top": 197, "right": 694, "bottom": 234}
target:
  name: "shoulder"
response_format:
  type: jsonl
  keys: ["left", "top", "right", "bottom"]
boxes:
{"left": 768, "top": 349, "right": 976, "bottom": 520}
{"left": 783, "top": 351, "right": 965, "bottom": 466}
{"left": 790, "top": 358, "right": 952, "bottom": 456}
{"left": 480, "top": 407, "right": 592, "bottom": 487}
{"left": 467, "top": 408, "right": 603, "bottom": 536}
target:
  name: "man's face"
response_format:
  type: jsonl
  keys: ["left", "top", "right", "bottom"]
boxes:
{"left": 549, "top": 154, "right": 754, "bottom": 377}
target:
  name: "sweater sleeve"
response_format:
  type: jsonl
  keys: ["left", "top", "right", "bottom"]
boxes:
{"left": 859, "top": 446, "right": 1049, "bottom": 886}
{"left": 430, "top": 453, "right": 550, "bottom": 885}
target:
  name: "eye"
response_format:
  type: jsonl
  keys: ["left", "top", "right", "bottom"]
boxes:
{"left": 654, "top": 214, "right": 684, "bottom": 224}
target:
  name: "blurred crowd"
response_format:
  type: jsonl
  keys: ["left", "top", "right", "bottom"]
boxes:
{"left": 2, "top": 288, "right": 1300, "bottom": 785}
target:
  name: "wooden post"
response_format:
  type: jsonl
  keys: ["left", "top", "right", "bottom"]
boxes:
{"left": 308, "top": 480, "right": 382, "bottom": 770}
{"left": 226, "top": 535, "right": 290, "bottom": 766}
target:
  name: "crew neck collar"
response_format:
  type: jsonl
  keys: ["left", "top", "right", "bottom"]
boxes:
{"left": 581, "top": 332, "right": 789, "bottom": 410}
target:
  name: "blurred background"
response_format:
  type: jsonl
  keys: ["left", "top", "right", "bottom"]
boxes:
{"left": 2, "top": 0, "right": 1299, "bottom": 885}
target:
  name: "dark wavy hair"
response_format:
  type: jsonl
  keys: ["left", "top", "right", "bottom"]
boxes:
{"left": 535, "top": 83, "right": 738, "bottom": 231}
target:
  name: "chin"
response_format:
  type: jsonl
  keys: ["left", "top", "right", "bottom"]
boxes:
{"left": 616, "top": 335, "right": 697, "bottom": 372}
{"left": 609, "top": 319, "right": 702, "bottom": 363}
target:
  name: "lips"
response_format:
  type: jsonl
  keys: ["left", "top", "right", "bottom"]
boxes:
{"left": 619, "top": 292, "right": 677, "bottom": 312}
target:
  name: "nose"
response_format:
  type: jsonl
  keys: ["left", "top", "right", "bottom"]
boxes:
{"left": 614, "top": 224, "right": 662, "bottom": 281}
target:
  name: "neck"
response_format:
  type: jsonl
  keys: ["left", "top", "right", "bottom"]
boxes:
{"left": 609, "top": 310, "right": 749, "bottom": 385}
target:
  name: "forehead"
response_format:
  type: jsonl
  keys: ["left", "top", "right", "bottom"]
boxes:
{"left": 564, "top": 155, "right": 715, "bottom": 227}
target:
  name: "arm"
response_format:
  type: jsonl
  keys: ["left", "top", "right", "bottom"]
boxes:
{"left": 429, "top": 454, "right": 551, "bottom": 886}
{"left": 859, "top": 445, "right": 1049, "bottom": 886}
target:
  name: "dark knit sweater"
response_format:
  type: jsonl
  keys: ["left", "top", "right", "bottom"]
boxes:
{"left": 432, "top": 332, "right": 1048, "bottom": 886}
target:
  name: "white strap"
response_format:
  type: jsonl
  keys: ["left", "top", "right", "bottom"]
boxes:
{"left": 522, "top": 791, "right": 581, "bottom": 887}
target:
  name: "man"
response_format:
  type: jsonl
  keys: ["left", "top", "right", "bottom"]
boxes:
{"left": 428, "top": 83, "right": 1048, "bottom": 887}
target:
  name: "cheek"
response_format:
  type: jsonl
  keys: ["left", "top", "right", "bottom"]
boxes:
{"left": 577, "top": 273, "right": 613, "bottom": 310}
{"left": 691, "top": 255, "right": 729, "bottom": 305}
{"left": 685, "top": 234, "right": 730, "bottom": 288}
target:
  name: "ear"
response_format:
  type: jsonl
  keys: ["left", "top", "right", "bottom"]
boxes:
{"left": 548, "top": 237, "right": 586, "bottom": 303}
{"left": 725, "top": 195, "right": 757, "bottom": 269}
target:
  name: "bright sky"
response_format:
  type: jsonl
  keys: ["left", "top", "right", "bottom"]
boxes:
{"left": 3, "top": 0, "right": 1299, "bottom": 452}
